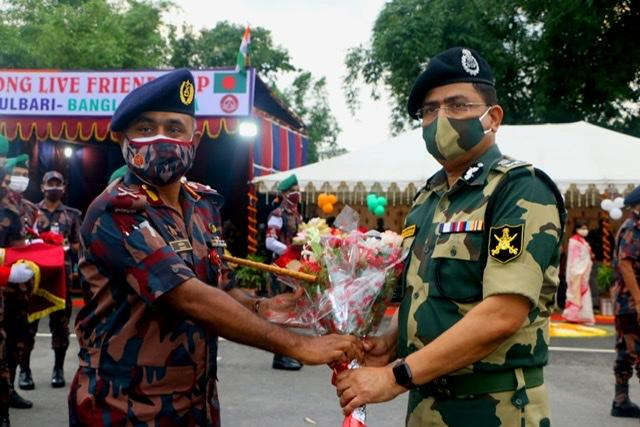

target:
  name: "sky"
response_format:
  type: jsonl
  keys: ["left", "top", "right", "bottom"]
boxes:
{"left": 166, "top": 0, "right": 393, "bottom": 153}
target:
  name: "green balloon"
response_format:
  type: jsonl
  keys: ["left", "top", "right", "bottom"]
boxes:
{"left": 367, "top": 194, "right": 378, "bottom": 211}
{"left": 377, "top": 196, "right": 387, "bottom": 207}
{"left": 374, "top": 205, "right": 385, "bottom": 217}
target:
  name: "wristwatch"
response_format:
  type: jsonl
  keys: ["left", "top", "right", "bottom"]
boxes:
{"left": 392, "top": 359, "right": 417, "bottom": 389}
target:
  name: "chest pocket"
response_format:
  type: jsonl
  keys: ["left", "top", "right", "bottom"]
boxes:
{"left": 431, "top": 231, "right": 485, "bottom": 302}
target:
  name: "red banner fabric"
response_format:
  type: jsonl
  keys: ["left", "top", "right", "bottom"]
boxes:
{"left": 2, "top": 242, "right": 67, "bottom": 322}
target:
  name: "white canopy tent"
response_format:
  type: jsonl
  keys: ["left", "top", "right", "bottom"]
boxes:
{"left": 253, "top": 121, "right": 640, "bottom": 207}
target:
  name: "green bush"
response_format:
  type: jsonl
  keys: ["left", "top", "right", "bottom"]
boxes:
{"left": 596, "top": 264, "right": 615, "bottom": 295}
{"left": 234, "top": 253, "right": 269, "bottom": 290}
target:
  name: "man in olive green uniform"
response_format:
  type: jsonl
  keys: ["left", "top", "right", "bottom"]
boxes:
{"left": 336, "top": 47, "right": 565, "bottom": 426}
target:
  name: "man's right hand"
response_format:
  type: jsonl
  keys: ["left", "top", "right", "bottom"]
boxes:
{"left": 362, "top": 335, "right": 396, "bottom": 367}
{"left": 294, "top": 334, "right": 364, "bottom": 366}
{"left": 9, "top": 263, "right": 34, "bottom": 283}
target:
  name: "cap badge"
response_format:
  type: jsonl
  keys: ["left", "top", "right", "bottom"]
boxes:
{"left": 179, "top": 80, "right": 195, "bottom": 106}
{"left": 461, "top": 49, "right": 480, "bottom": 76}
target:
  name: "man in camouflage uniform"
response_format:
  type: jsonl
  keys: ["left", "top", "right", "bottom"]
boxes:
{"left": 1, "top": 155, "right": 39, "bottom": 413}
{"left": 68, "top": 69, "right": 361, "bottom": 426}
{"left": 0, "top": 152, "right": 40, "bottom": 422}
{"left": 265, "top": 174, "right": 304, "bottom": 370}
{"left": 611, "top": 185, "right": 640, "bottom": 418}
{"left": 336, "top": 47, "right": 565, "bottom": 426}
{"left": 19, "top": 171, "right": 82, "bottom": 390}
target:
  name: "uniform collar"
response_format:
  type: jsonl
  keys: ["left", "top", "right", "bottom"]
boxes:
{"left": 37, "top": 199, "right": 65, "bottom": 212}
{"left": 123, "top": 171, "right": 199, "bottom": 208}
{"left": 425, "top": 144, "right": 503, "bottom": 192}
{"left": 463, "top": 144, "right": 503, "bottom": 186}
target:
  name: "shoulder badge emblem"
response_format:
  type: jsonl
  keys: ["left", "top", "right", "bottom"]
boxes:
{"left": 489, "top": 224, "right": 524, "bottom": 263}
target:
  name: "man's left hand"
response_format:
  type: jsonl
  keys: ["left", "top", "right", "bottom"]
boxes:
{"left": 335, "top": 366, "right": 406, "bottom": 415}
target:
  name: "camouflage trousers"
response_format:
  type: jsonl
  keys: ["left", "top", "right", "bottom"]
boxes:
{"left": 0, "top": 289, "right": 10, "bottom": 415}
{"left": 614, "top": 313, "right": 640, "bottom": 403}
{"left": 3, "top": 279, "right": 34, "bottom": 385}
{"left": 406, "top": 384, "right": 550, "bottom": 427}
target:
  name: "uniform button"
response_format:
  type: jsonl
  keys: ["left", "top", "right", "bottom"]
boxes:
{"left": 450, "top": 246, "right": 457, "bottom": 256}
{"left": 413, "top": 292, "right": 420, "bottom": 300}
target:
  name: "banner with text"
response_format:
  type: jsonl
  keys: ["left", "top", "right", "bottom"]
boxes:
{"left": 0, "top": 68, "right": 255, "bottom": 117}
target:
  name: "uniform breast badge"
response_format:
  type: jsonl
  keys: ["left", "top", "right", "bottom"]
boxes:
{"left": 170, "top": 239, "right": 193, "bottom": 253}
{"left": 489, "top": 224, "right": 524, "bottom": 263}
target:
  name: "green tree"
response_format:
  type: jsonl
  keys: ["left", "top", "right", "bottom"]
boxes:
{"left": 282, "top": 72, "right": 344, "bottom": 162}
{"left": 168, "top": 21, "right": 295, "bottom": 83}
{"left": 345, "top": 0, "right": 640, "bottom": 137}
{"left": 170, "top": 21, "right": 343, "bottom": 162}
{"left": 0, "top": 0, "right": 170, "bottom": 68}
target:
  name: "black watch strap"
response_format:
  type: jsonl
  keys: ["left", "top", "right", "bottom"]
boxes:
{"left": 392, "top": 358, "right": 417, "bottom": 389}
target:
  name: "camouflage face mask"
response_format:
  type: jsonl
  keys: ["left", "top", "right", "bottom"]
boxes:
{"left": 122, "top": 135, "right": 196, "bottom": 186}
{"left": 422, "top": 107, "right": 493, "bottom": 161}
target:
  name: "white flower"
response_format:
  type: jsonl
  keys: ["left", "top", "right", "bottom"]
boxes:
{"left": 380, "top": 230, "right": 403, "bottom": 248}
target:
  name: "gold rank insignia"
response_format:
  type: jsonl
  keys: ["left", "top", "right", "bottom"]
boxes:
{"left": 179, "top": 80, "right": 195, "bottom": 105}
{"left": 401, "top": 224, "right": 416, "bottom": 239}
{"left": 489, "top": 224, "right": 524, "bottom": 263}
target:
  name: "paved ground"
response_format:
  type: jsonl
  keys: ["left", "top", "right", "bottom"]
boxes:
{"left": 9, "top": 316, "right": 640, "bottom": 427}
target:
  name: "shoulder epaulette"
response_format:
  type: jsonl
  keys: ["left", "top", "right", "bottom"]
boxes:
{"left": 184, "top": 180, "right": 224, "bottom": 207}
{"left": 101, "top": 183, "right": 149, "bottom": 214}
{"left": 66, "top": 206, "right": 82, "bottom": 216}
{"left": 492, "top": 156, "right": 531, "bottom": 174}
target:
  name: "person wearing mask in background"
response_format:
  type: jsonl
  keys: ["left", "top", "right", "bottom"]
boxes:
{"left": 562, "top": 220, "right": 595, "bottom": 325}
{"left": 265, "top": 174, "right": 305, "bottom": 371}
{"left": 0, "top": 140, "right": 36, "bottom": 426}
{"left": 18, "top": 171, "right": 82, "bottom": 390}
{"left": 611, "top": 185, "right": 640, "bottom": 418}
{"left": 0, "top": 154, "right": 38, "bottom": 415}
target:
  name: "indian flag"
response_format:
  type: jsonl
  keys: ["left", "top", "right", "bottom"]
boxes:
{"left": 236, "top": 25, "right": 251, "bottom": 73}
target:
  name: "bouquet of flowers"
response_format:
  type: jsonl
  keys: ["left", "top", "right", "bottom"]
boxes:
{"left": 271, "top": 207, "right": 406, "bottom": 427}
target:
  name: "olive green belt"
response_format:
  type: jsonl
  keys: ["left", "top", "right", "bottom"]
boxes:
{"left": 417, "top": 367, "right": 543, "bottom": 399}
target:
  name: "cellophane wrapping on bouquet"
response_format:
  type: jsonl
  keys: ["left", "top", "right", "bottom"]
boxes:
{"left": 270, "top": 207, "right": 407, "bottom": 427}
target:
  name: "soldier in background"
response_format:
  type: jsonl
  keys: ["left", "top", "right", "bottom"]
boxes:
{"left": 265, "top": 174, "right": 304, "bottom": 371}
{"left": 611, "top": 185, "right": 640, "bottom": 418}
{"left": 0, "top": 140, "right": 36, "bottom": 427}
{"left": 19, "top": 171, "right": 82, "bottom": 390}
{"left": 0, "top": 154, "right": 39, "bottom": 416}
{"left": 336, "top": 47, "right": 566, "bottom": 426}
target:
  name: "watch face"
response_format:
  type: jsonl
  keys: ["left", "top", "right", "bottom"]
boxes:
{"left": 393, "top": 361, "right": 413, "bottom": 387}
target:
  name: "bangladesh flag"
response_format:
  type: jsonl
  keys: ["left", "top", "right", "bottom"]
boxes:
{"left": 213, "top": 72, "right": 247, "bottom": 94}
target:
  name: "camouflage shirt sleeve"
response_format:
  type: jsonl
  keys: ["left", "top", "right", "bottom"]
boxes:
{"left": 482, "top": 173, "right": 562, "bottom": 305}
{"left": 69, "top": 210, "right": 82, "bottom": 245}
{"left": 618, "top": 227, "right": 640, "bottom": 261}
{"left": 86, "top": 211, "right": 197, "bottom": 305}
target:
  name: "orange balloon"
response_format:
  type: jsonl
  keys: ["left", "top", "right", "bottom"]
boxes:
{"left": 317, "top": 193, "right": 328, "bottom": 207}
{"left": 327, "top": 194, "right": 337, "bottom": 205}
{"left": 322, "top": 203, "right": 334, "bottom": 214}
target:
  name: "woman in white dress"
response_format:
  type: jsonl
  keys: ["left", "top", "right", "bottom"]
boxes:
{"left": 562, "top": 220, "right": 596, "bottom": 324}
